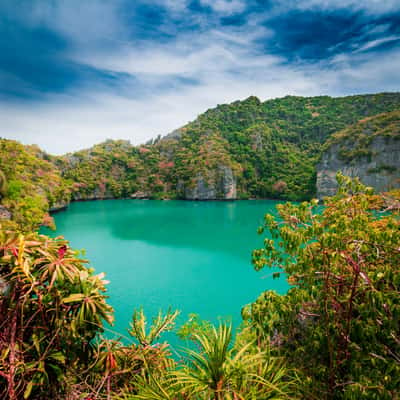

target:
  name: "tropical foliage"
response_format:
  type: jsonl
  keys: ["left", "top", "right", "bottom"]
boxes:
{"left": 0, "top": 228, "right": 112, "bottom": 399}
{"left": 129, "top": 307, "right": 180, "bottom": 347}
{"left": 173, "top": 323, "right": 295, "bottom": 400}
{"left": 246, "top": 174, "right": 400, "bottom": 399}
{"left": 125, "top": 321, "right": 296, "bottom": 400}
{"left": 0, "top": 139, "right": 70, "bottom": 231}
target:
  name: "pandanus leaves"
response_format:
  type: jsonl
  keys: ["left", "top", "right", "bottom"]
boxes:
{"left": 129, "top": 307, "right": 179, "bottom": 347}
{"left": 175, "top": 323, "right": 295, "bottom": 400}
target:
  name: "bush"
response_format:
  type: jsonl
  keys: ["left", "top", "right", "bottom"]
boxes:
{"left": 246, "top": 174, "right": 400, "bottom": 399}
{"left": 0, "top": 229, "right": 113, "bottom": 399}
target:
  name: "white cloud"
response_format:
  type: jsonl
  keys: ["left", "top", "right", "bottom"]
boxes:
{"left": 279, "top": 0, "right": 400, "bottom": 14}
{"left": 149, "top": 0, "right": 189, "bottom": 13}
{"left": 354, "top": 35, "right": 400, "bottom": 52}
{"left": 3, "top": 40, "right": 400, "bottom": 155}
{"left": 73, "top": 27, "right": 275, "bottom": 79}
{"left": 200, "top": 0, "right": 246, "bottom": 15}
{"left": 3, "top": 0, "right": 126, "bottom": 48}
{"left": 1, "top": 0, "right": 400, "bottom": 155}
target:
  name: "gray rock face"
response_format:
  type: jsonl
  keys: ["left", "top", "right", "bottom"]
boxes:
{"left": 184, "top": 165, "right": 237, "bottom": 200}
{"left": 0, "top": 205, "right": 11, "bottom": 220}
{"left": 219, "top": 165, "right": 237, "bottom": 199}
{"left": 162, "top": 128, "right": 184, "bottom": 141}
{"left": 49, "top": 201, "right": 69, "bottom": 213}
{"left": 185, "top": 174, "right": 216, "bottom": 200}
{"left": 71, "top": 186, "right": 114, "bottom": 201}
{"left": 130, "top": 191, "right": 149, "bottom": 199}
{"left": 317, "top": 136, "right": 400, "bottom": 198}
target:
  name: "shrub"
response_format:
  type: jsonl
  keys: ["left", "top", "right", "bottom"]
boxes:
{"left": 247, "top": 174, "right": 400, "bottom": 399}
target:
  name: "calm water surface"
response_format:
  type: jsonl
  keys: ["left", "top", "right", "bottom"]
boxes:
{"left": 44, "top": 200, "right": 288, "bottom": 347}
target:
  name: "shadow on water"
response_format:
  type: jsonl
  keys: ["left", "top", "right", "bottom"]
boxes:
{"left": 55, "top": 200, "right": 283, "bottom": 261}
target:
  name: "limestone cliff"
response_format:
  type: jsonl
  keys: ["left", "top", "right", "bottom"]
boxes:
{"left": 317, "top": 111, "right": 400, "bottom": 198}
{"left": 183, "top": 166, "right": 237, "bottom": 200}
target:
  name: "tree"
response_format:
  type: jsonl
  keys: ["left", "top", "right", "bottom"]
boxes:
{"left": 246, "top": 174, "right": 400, "bottom": 399}
{"left": 0, "top": 169, "right": 7, "bottom": 197}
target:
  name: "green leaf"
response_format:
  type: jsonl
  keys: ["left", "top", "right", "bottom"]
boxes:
{"left": 62, "top": 293, "right": 85, "bottom": 303}
{"left": 24, "top": 380, "right": 34, "bottom": 399}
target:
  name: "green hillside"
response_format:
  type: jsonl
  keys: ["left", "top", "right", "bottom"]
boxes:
{"left": 55, "top": 92, "right": 400, "bottom": 204}
{"left": 1, "top": 92, "right": 400, "bottom": 231}
{"left": 162, "top": 92, "right": 400, "bottom": 199}
{"left": 0, "top": 139, "right": 70, "bottom": 231}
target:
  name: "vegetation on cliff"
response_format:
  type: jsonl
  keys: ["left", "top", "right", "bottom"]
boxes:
{"left": 317, "top": 111, "right": 400, "bottom": 197}
{"left": 1, "top": 93, "right": 400, "bottom": 232}
{"left": 0, "top": 139, "right": 70, "bottom": 232}
{"left": 325, "top": 109, "right": 400, "bottom": 162}
{"left": 160, "top": 92, "right": 400, "bottom": 200}
{"left": 57, "top": 92, "right": 400, "bottom": 202}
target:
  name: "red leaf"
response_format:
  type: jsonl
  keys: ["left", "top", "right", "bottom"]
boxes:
{"left": 58, "top": 245, "right": 67, "bottom": 259}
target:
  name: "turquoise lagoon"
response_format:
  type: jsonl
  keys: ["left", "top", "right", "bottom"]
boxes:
{"left": 44, "top": 200, "right": 288, "bottom": 348}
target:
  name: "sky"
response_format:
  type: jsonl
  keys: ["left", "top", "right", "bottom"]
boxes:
{"left": 0, "top": 0, "right": 400, "bottom": 154}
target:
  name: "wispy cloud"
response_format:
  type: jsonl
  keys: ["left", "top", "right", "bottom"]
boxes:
{"left": 278, "top": 0, "right": 400, "bottom": 14}
{"left": 200, "top": 0, "right": 246, "bottom": 15}
{"left": 354, "top": 35, "right": 400, "bottom": 52}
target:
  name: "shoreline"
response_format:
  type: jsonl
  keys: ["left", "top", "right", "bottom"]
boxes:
{"left": 48, "top": 196, "right": 292, "bottom": 214}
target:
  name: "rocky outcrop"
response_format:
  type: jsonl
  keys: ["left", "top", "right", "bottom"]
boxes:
{"left": 317, "top": 136, "right": 400, "bottom": 198}
{"left": 184, "top": 166, "right": 237, "bottom": 200}
{"left": 218, "top": 166, "right": 237, "bottom": 199}
{"left": 130, "top": 191, "right": 150, "bottom": 199}
{"left": 0, "top": 205, "right": 11, "bottom": 220}
{"left": 49, "top": 201, "right": 69, "bottom": 213}
{"left": 162, "top": 128, "right": 184, "bottom": 141}
{"left": 70, "top": 184, "right": 115, "bottom": 201}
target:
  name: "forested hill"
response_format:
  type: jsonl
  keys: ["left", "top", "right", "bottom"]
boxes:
{"left": 157, "top": 92, "right": 400, "bottom": 200}
{"left": 1, "top": 92, "right": 400, "bottom": 231}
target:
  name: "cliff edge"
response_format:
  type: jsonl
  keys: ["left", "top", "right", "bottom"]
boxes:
{"left": 317, "top": 111, "right": 400, "bottom": 198}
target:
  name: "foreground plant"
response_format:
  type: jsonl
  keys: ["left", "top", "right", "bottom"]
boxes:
{"left": 247, "top": 174, "right": 400, "bottom": 399}
{"left": 127, "top": 321, "right": 296, "bottom": 400}
{"left": 0, "top": 229, "right": 113, "bottom": 399}
{"left": 129, "top": 307, "right": 180, "bottom": 347}
{"left": 176, "top": 323, "right": 295, "bottom": 400}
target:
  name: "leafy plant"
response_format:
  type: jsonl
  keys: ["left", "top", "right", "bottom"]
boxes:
{"left": 129, "top": 307, "right": 180, "bottom": 347}
{"left": 0, "top": 229, "right": 113, "bottom": 399}
{"left": 247, "top": 174, "right": 400, "bottom": 399}
{"left": 175, "top": 323, "right": 296, "bottom": 400}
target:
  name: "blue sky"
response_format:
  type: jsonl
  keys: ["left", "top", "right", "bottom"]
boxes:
{"left": 1, "top": 0, "right": 400, "bottom": 154}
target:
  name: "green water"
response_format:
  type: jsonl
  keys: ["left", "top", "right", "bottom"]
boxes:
{"left": 43, "top": 200, "right": 288, "bottom": 347}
